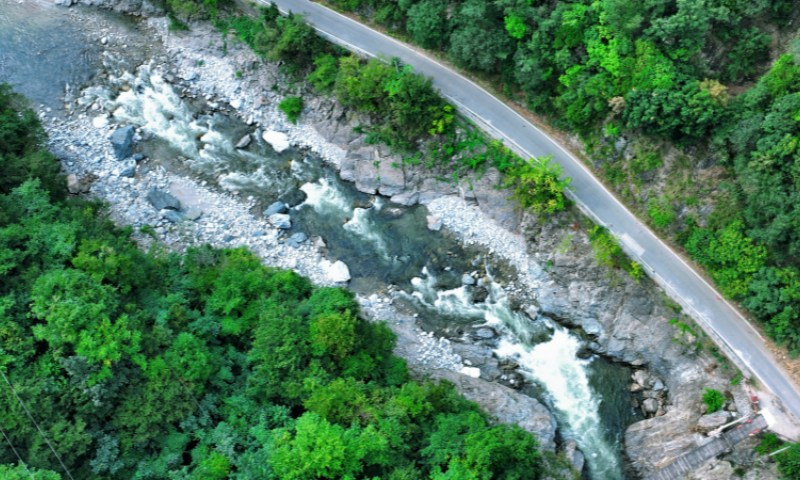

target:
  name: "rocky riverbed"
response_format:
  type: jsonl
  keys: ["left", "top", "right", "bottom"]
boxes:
{"left": 35, "top": 1, "right": 782, "bottom": 478}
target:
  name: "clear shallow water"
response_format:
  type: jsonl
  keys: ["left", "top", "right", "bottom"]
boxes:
{"left": 104, "top": 63, "right": 638, "bottom": 478}
{"left": 0, "top": 0, "right": 99, "bottom": 108}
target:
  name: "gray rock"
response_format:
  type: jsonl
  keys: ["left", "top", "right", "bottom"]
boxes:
{"left": 55, "top": 0, "right": 74, "bottom": 6}
{"left": 563, "top": 440, "right": 585, "bottom": 474}
{"left": 696, "top": 411, "right": 731, "bottom": 433}
{"left": 461, "top": 273, "right": 476, "bottom": 286}
{"left": 146, "top": 189, "right": 181, "bottom": 211}
{"left": 132, "top": 153, "right": 145, "bottom": 162}
{"left": 287, "top": 232, "right": 308, "bottom": 248}
{"left": 161, "top": 210, "right": 183, "bottom": 223}
{"left": 268, "top": 213, "right": 291, "bottom": 229}
{"left": 235, "top": 134, "right": 251, "bottom": 149}
{"left": 472, "top": 286, "right": 490, "bottom": 303}
{"left": 263, "top": 201, "right": 288, "bottom": 216}
{"left": 109, "top": 125, "right": 135, "bottom": 160}
{"left": 66, "top": 174, "right": 84, "bottom": 194}
{"left": 642, "top": 398, "right": 659, "bottom": 414}
{"left": 426, "top": 214, "right": 443, "bottom": 231}
{"left": 118, "top": 159, "right": 136, "bottom": 178}
{"left": 184, "top": 208, "right": 203, "bottom": 221}
{"left": 279, "top": 189, "right": 307, "bottom": 208}
{"left": 633, "top": 370, "right": 652, "bottom": 389}
{"left": 472, "top": 327, "right": 497, "bottom": 340}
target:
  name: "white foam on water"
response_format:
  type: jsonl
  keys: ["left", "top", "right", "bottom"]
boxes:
{"left": 344, "top": 207, "right": 389, "bottom": 259}
{"left": 406, "top": 268, "right": 623, "bottom": 480}
{"left": 299, "top": 178, "right": 351, "bottom": 217}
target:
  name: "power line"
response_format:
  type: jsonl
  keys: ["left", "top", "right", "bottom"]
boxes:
{"left": 0, "top": 423, "right": 35, "bottom": 480}
{"left": 0, "top": 369, "right": 75, "bottom": 480}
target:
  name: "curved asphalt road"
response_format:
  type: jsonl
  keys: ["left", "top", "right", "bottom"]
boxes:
{"left": 268, "top": 0, "right": 800, "bottom": 423}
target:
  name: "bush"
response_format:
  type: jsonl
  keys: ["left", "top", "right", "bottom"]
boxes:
{"left": 279, "top": 96, "right": 304, "bottom": 123}
{"left": 648, "top": 197, "right": 676, "bottom": 229}
{"left": 702, "top": 388, "right": 725, "bottom": 413}
{"left": 502, "top": 155, "right": 570, "bottom": 215}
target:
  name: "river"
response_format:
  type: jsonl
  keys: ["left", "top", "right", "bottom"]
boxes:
{"left": 0, "top": 2, "right": 641, "bottom": 478}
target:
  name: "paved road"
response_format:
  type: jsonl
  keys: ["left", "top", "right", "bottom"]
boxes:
{"left": 268, "top": 0, "right": 800, "bottom": 424}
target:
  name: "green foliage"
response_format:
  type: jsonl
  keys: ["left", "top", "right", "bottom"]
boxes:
{"left": 702, "top": 388, "right": 726, "bottom": 413}
{"left": 278, "top": 96, "right": 303, "bottom": 123}
{"left": 502, "top": 156, "right": 570, "bottom": 215}
{"left": 588, "top": 225, "right": 629, "bottom": 271}
{"left": 406, "top": 0, "right": 449, "bottom": 49}
{"left": 0, "top": 85, "right": 63, "bottom": 198}
{"left": 0, "top": 88, "right": 551, "bottom": 479}
{"left": 647, "top": 196, "right": 676, "bottom": 229}
{"left": 307, "top": 54, "right": 339, "bottom": 93}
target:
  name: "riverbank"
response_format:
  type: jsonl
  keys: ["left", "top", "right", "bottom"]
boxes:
{"left": 40, "top": 1, "right": 780, "bottom": 478}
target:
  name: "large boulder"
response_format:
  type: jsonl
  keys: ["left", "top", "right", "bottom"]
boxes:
{"left": 322, "top": 259, "right": 351, "bottom": 283}
{"left": 262, "top": 130, "right": 290, "bottom": 153}
{"left": 109, "top": 125, "right": 135, "bottom": 160}
{"left": 146, "top": 189, "right": 181, "bottom": 211}
{"left": 695, "top": 411, "right": 731, "bottom": 433}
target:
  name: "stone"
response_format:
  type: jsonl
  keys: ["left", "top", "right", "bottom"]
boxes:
{"left": 633, "top": 370, "right": 651, "bottom": 389}
{"left": 460, "top": 366, "right": 481, "bottom": 378}
{"left": 322, "top": 260, "right": 351, "bottom": 283}
{"left": 426, "top": 214, "right": 443, "bottom": 231}
{"left": 54, "top": 0, "right": 74, "bottom": 6}
{"left": 287, "top": 232, "right": 308, "bottom": 248}
{"left": 66, "top": 174, "right": 82, "bottom": 194}
{"left": 262, "top": 130, "right": 290, "bottom": 152}
{"left": 278, "top": 189, "right": 307, "bottom": 208}
{"left": 118, "top": 159, "right": 136, "bottom": 178}
{"left": 161, "top": 210, "right": 184, "bottom": 223}
{"left": 642, "top": 398, "right": 659, "bottom": 414}
{"left": 563, "top": 440, "right": 585, "bottom": 474}
{"left": 92, "top": 115, "right": 109, "bottom": 128}
{"left": 695, "top": 411, "right": 731, "bottom": 433}
{"left": 146, "top": 189, "right": 181, "bottom": 211}
{"left": 461, "top": 273, "right": 476, "bottom": 286}
{"left": 472, "top": 327, "right": 497, "bottom": 340}
{"left": 472, "top": 286, "right": 490, "bottom": 303}
{"left": 230, "top": 98, "right": 242, "bottom": 109}
{"left": 268, "top": 213, "right": 291, "bottom": 229}
{"left": 109, "top": 125, "right": 135, "bottom": 160}
{"left": 234, "top": 134, "right": 251, "bottom": 149}
{"left": 132, "top": 153, "right": 145, "bottom": 162}
{"left": 687, "top": 460, "right": 734, "bottom": 480}
{"left": 263, "top": 201, "right": 288, "bottom": 216}
{"left": 184, "top": 208, "right": 203, "bottom": 221}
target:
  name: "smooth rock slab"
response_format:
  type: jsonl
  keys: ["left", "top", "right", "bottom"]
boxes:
{"left": 146, "top": 189, "right": 181, "bottom": 211}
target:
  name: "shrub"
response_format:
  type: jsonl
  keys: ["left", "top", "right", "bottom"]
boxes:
{"left": 702, "top": 388, "right": 725, "bottom": 413}
{"left": 648, "top": 197, "right": 676, "bottom": 229}
{"left": 502, "top": 155, "right": 570, "bottom": 215}
{"left": 279, "top": 96, "right": 304, "bottom": 123}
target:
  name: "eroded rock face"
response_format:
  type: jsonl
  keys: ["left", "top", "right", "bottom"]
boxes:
{"left": 436, "top": 369, "right": 557, "bottom": 452}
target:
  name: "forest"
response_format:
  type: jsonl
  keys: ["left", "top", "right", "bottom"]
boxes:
{"left": 261, "top": 0, "right": 800, "bottom": 355}
{"left": 0, "top": 86, "right": 560, "bottom": 478}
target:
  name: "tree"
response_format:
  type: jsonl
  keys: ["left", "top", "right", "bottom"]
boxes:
{"left": 448, "top": 0, "right": 513, "bottom": 73}
{"left": 406, "top": 0, "right": 449, "bottom": 49}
